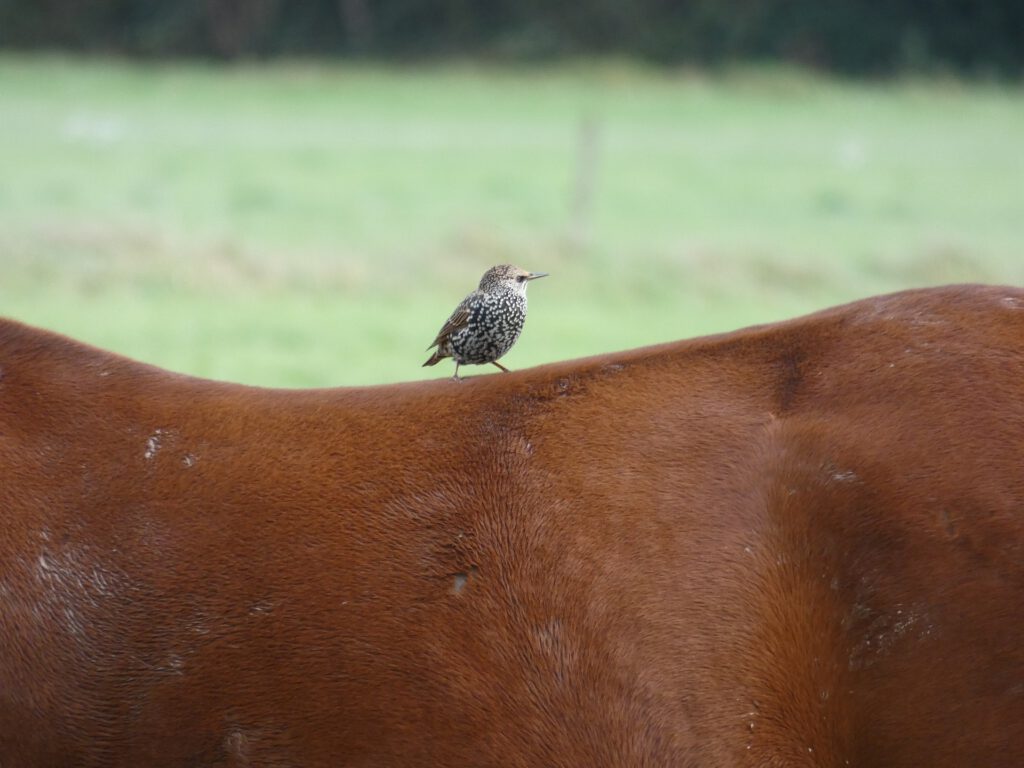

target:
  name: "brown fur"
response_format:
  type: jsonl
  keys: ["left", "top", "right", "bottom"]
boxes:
{"left": 1, "top": 284, "right": 1023, "bottom": 766}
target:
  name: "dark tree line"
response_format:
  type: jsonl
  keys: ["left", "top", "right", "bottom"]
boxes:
{"left": 1, "top": 0, "right": 1021, "bottom": 76}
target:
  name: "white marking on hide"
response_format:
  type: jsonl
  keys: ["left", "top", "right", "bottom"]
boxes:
{"left": 450, "top": 566, "right": 479, "bottom": 595}
{"left": 144, "top": 429, "right": 165, "bottom": 460}
{"left": 249, "top": 599, "right": 274, "bottom": 616}
{"left": 161, "top": 653, "right": 185, "bottom": 675}
{"left": 223, "top": 728, "right": 249, "bottom": 763}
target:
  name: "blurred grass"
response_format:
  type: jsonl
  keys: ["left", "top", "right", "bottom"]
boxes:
{"left": 1, "top": 55, "right": 1022, "bottom": 385}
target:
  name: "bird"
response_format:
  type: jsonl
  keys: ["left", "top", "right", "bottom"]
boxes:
{"left": 423, "top": 264, "right": 548, "bottom": 381}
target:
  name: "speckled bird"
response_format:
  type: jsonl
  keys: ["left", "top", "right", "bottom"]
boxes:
{"left": 423, "top": 264, "right": 548, "bottom": 381}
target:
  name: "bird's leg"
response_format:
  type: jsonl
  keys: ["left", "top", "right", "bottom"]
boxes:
{"left": 491, "top": 361, "right": 511, "bottom": 373}
{"left": 451, "top": 363, "right": 461, "bottom": 382}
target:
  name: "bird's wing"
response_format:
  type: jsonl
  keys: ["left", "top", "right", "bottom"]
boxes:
{"left": 426, "top": 293, "right": 475, "bottom": 350}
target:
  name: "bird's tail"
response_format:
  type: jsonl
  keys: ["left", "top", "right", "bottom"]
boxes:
{"left": 422, "top": 349, "right": 447, "bottom": 367}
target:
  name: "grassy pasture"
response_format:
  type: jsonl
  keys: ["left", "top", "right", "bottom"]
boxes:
{"left": 1, "top": 56, "right": 1022, "bottom": 385}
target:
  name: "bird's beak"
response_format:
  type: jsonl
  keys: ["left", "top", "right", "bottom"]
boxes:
{"left": 526, "top": 272, "right": 549, "bottom": 280}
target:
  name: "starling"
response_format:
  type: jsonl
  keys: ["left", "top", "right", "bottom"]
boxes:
{"left": 423, "top": 264, "right": 548, "bottom": 381}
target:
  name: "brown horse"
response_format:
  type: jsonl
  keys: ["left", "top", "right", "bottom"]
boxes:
{"left": 1, "top": 284, "right": 1022, "bottom": 766}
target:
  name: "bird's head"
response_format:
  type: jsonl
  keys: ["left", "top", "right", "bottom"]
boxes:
{"left": 479, "top": 264, "right": 549, "bottom": 295}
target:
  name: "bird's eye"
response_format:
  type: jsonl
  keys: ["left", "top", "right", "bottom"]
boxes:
{"left": 517, "top": 275, "right": 526, "bottom": 282}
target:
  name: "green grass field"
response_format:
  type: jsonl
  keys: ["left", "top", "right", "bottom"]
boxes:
{"left": 1, "top": 55, "right": 1022, "bottom": 385}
